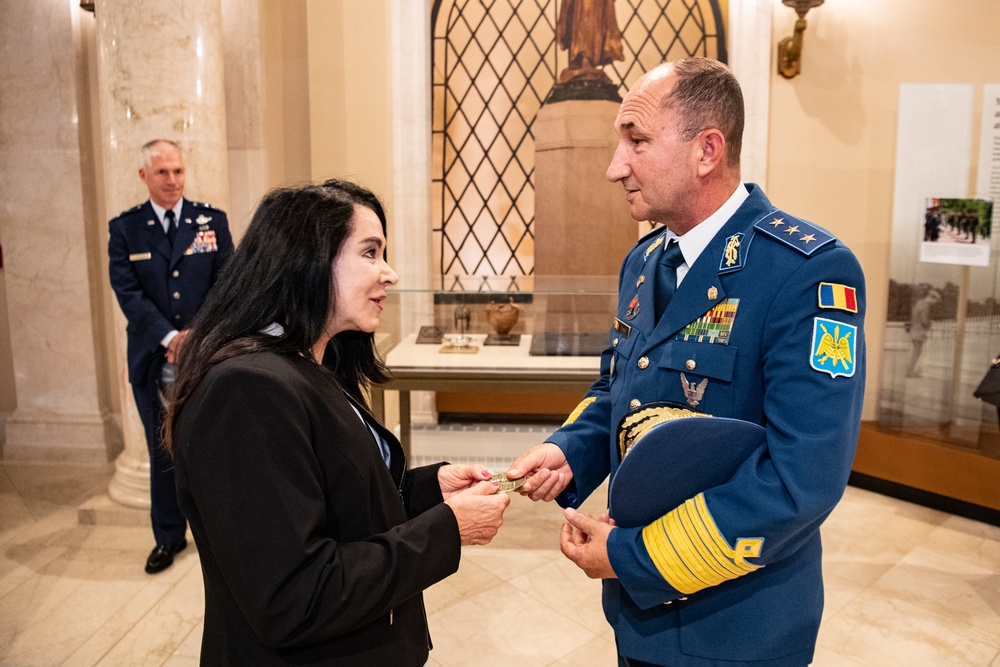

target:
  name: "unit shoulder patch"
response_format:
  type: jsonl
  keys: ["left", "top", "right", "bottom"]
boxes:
{"left": 753, "top": 214, "right": 834, "bottom": 256}
{"left": 810, "top": 317, "right": 857, "bottom": 378}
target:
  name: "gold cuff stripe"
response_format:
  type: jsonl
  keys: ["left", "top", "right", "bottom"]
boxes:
{"left": 642, "top": 494, "right": 763, "bottom": 595}
{"left": 644, "top": 516, "right": 703, "bottom": 594}
{"left": 683, "top": 498, "right": 750, "bottom": 579}
{"left": 562, "top": 396, "right": 596, "bottom": 426}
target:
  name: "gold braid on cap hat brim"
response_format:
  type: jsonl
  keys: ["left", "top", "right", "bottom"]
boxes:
{"left": 618, "top": 404, "right": 711, "bottom": 461}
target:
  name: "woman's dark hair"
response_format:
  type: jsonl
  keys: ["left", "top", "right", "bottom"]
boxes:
{"left": 163, "top": 179, "right": 391, "bottom": 454}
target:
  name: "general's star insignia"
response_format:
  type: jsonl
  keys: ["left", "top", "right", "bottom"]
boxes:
{"left": 784, "top": 225, "right": 800, "bottom": 235}
{"left": 800, "top": 234, "right": 816, "bottom": 244}
{"left": 769, "top": 218, "right": 785, "bottom": 227}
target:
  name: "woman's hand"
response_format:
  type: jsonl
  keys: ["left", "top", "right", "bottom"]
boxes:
{"left": 438, "top": 464, "right": 494, "bottom": 500}
{"left": 444, "top": 481, "right": 511, "bottom": 546}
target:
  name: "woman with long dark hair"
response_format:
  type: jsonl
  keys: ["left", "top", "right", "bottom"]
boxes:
{"left": 165, "top": 180, "right": 509, "bottom": 666}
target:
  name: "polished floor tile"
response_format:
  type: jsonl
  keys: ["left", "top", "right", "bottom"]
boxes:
{"left": 1, "top": 458, "right": 999, "bottom": 666}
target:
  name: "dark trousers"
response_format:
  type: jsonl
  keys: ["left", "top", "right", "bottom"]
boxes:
{"left": 132, "top": 357, "right": 187, "bottom": 547}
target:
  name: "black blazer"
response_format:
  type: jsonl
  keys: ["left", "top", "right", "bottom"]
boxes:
{"left": 174, "top": 352, "right": 461, "bottom": 665}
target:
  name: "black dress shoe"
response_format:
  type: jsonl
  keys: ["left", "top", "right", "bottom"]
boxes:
{"left": 145, "top": 538, "right": 188, "bottom": 574}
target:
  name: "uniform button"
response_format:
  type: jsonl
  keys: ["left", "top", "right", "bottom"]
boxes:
{"left": 686, "top": 359, "right": 696, "bottom": 371}
{"left": 172, "top": 270, "right": 180, "bottom": 278}
{"left": 173, "top": 314, "right": 181, "bottom": 321}
{"left": 613, "top": 338, "right": 619, "bottom": 347}
{"left": 173, "top": 291, "right": 181, "bottom": 300}
{"left": 638, "top": 356, "right": 649, "bottom": 369}
{"left": 629, "top": 398, "right": 640, "bottom": 409}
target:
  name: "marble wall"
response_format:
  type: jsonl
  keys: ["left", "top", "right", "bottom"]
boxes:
{"left": 0, "top": 0, "right": 115, "bottom": 462}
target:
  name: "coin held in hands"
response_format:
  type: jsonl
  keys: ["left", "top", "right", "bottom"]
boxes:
{"left": 489, "top": 472, "right": 526, "bottom": 493}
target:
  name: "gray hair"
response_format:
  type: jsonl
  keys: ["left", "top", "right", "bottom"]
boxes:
{"left": 140, "top": 139, "right": 182, "bottom": 169}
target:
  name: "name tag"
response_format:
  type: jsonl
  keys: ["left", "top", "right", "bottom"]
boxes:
{"left": 129, "top": 252, "right": 152, "bottom": 261}
{"left": 614, "top": 318, "right": 632, "bottom": 338}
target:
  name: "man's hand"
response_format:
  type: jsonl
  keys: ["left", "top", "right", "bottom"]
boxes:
{"left": 166, "top": 329, "right": 190, "bottom": 364}
{"left": 444, "top": 481, "right": 511, "bottom": 546}
{"left": 560, "top": 508, "right": 616, "bottom": 579}
{"left": 506, "top": 443, "right": 573, "bottom": 502}
{"left": 438, "top": 464, "right": 494, "bottom": 500}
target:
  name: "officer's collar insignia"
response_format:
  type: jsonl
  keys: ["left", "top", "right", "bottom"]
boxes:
{"left": 676, "top": 298, "right": 739, "bottom": 345}
{"left": 614, "top": 318, "right": 632, "bottom": 338}
{"left": 625, "top": 294, "right": 640, "bottom": 320}
{"left": 644, "top": 235, "right": 664, "bottom": 260}
{"left": 818, "top": 282, "right": 858, "bottom": 313}
{"left": 680, "top": 373, "right": 708, "bottom": 409}
{"left": 718, "top": 232, "right": 746, "bottom": 274}
{"left": 195, "top": 214, "right": 213, "bottom": 226}
{"left": 754, "top": 214, "right": 834, "bottom": 256}
{"left": 146, "top": 219, "right": 156, "bottom": 226}
{"left": 810, "top": 317, "right": 857, "bottom": 378}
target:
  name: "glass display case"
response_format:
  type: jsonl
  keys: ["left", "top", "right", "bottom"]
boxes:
{"left": 371, "top": 275, "right": 619, "bottom": 454}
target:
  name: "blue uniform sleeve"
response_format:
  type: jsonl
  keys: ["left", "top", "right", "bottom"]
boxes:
{"left": 543, "top": 246, "right": 643, "bottom": 508}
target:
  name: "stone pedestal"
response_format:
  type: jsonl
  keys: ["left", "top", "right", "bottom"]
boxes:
{"left": 533, "top": 99, "right": 637, "bottom": 276}
{"left": 533, "top": 100, "right": 635, "bottom": 338}
{"left": 95, "top": 0, "right": 229, "bottom": 511}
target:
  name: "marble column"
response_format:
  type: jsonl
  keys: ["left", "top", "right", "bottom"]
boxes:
{"left": 95, "top": 0, "right": 229, "bottom": 508}
{"left": 0, "top": 0, "right": 116, "bottom": 463}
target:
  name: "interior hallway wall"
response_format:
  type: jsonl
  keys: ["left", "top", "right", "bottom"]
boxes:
{"left": 766, "top": 0, "right": 1000, "bottom": 420}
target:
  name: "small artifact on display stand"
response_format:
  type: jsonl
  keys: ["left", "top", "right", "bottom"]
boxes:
{"left": 441, "top": 303, "right": 478, "bottom": 354}
{"left": 484, "top": 297, "right": 522, "bottom": 346}
{"left": 415, "top": 325, "right": 444, "bottom": 344}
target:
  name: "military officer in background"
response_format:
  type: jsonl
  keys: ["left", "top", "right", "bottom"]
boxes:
{"left": 508, "top": 58, "right": 865, "bottom": 666}
{"left": 108, "top": 139, "right": 235, "bottom": 574}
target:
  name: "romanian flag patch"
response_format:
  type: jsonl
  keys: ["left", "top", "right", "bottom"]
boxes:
{"left": 817, "top": 282, "right": 858, "bottom": 313}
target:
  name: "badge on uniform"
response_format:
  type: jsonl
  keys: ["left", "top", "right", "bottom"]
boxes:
{"left": 810, "top": 317, "right": 857, "bottom": 378}
{"left": 625, "top": 294, "right": 640, "bottom": 320}
{"left": 817, "top": 282, "right": 858, "bottom": 313}
{"left": 613, "top": 317, "right": 632, "bottom": 338}
{"left": 184, "top": 230, "right": 218, "bottom": 255}
{"left": 676, "top": 298, "right": 739, "bottom": 344}
{"left": 644, "top": 235, "right": 664, "bottom": 259}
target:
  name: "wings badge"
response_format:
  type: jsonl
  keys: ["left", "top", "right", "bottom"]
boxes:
{"left": 810, "top": 317, "right": 857, "bottom": 378}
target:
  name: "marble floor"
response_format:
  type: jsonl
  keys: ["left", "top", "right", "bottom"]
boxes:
{"left": 2, "top": 428, "right": 1000, "bottom": 666}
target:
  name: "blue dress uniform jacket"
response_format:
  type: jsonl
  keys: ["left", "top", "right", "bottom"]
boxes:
{"left": 546, "top": 185, "right": 865, "bottom": 667}
{"left": 108, "top": 199, "right": 234, "bottom": 385}
{"left": 108, "top": 198, "right": 234, "bottom": 547}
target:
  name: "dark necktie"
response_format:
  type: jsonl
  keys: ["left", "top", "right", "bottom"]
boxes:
{"left": 164, "top": 209, "right": 177, "bottom": 246}
{"left": 654, "top": 240, "right": 684, "bottom": 322}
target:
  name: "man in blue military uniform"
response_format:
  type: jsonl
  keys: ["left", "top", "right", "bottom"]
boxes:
{"left": 508, "top": 58, "right": 865, "bottom": 666}
{"left": 108, "top": 139, "right": 234, "bottom": 574}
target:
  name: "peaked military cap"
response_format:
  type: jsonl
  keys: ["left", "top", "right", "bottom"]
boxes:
{"left": 610, "top": 402, "right": 767, "bottom": 528}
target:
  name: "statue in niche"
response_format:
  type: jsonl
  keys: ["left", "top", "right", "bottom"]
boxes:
{"left": 556, "top": 0, "right": 625, "bottom": 84}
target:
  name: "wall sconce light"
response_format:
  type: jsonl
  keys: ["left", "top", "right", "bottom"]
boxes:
{"left": 777, "top": 0, "right": 824, "bottom": 79}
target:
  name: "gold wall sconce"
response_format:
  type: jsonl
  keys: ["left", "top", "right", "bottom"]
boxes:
{"left": 777, "top": 0, "right": 824, "bottom": 79}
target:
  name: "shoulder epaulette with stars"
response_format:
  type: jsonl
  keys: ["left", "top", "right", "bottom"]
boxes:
{"left": 753, "top": 213, "right": 834, "bottom": 256}
{"left": 109, "top": 203, "right": 143, "bottom": 222}
{"left": 190, "top": 201, "right": 222, "bottom": 212}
